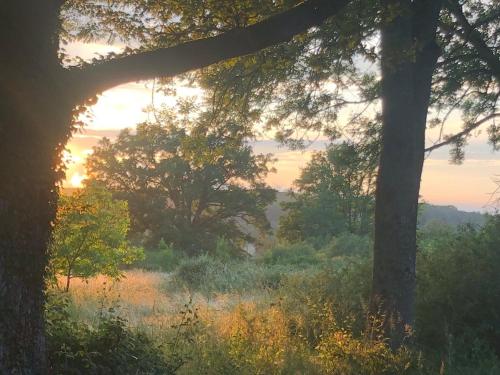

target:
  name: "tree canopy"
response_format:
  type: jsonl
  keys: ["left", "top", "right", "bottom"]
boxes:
{"left": 86, "top": 111, "right": 276, "bottom": 255}
{"left": 279, "top": 137, "right": 378, "bottom": 244}
{"left": 0, "top": 1, "right": 355, "bottom": 370}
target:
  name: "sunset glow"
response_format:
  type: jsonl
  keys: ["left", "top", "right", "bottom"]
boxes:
{"left": 70, "top": 173, "right": 85, "bottom": 188}
{"left": 64, "top": 42, "right": 500, "bottom": 212}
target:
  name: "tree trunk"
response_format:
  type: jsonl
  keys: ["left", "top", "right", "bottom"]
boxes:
{"left": 0, "top": 174, "right": 53, "bottom": 373}
{"left": 372, "top": 0, "right": 442, "bottom": 347}
{"left": 0, "top": 82, "right": 72, "bottom": 372}
{"left": 0, "top": 1, "right": 76, "bottom": 371}
{"left": 65, "top": 273, "right": 71, "bottom": 293}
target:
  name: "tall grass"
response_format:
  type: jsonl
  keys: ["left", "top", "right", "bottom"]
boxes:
{"left": 48, "top": 220, "right": 500, "bottom": 374}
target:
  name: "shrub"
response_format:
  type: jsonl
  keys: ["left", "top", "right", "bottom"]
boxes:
{"left": 259, "top": 242, "right": 320, "bottom": 266}
{"left": 278, "top": 257, "right": 373, "bottom": 346}
{"left": 319, "top": 232, "right": 372, "bottom": 259}
{"left": 316, "top": 328, "right": 421, "bottom": 375}
{"left": 135, "top": 239, "right": 183, "bottom": 272}
{"left": 213, "top": 237, "right": 246, "bottom": 261}
{"left": 178, "top": 299, "right": 422, "bottom": 375}
{"left": 45, "top": 292, "right": 182, "bottom": 374}
{"left": 416, "top": 215, "right": 500, "bottom": 371}
{"left": 170, "top": 255, "right": 300, "bottom": 295}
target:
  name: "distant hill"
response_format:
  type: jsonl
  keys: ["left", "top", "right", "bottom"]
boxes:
{"left": 264, "top": 192, "right": 486, "bottom": 232}
{"left": 418, "top": 204, "right": 486, "bottom": 228}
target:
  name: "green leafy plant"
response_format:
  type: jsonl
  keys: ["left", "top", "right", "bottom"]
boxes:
{"left": 49, "top": 183, "right": 144, "bottom": 291}
{"left": 135, "top": 239, "right": 183, "bottom": 272}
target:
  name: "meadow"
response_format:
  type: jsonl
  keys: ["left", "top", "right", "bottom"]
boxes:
{"left": 46, "top": 219, "right": 500, "bottom": 374}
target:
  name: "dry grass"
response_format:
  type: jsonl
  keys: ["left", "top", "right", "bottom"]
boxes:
{"left": 61, "top": 270, "right": 265, "bottom": 332}
{"left": 55, "top": 269, "right": 423, "bottom": 374}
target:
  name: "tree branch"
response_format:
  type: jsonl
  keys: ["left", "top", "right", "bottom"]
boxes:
{"left": 73, "top": 0, "right": 349, "bottom": 100}
{"left": 425, "top": 113, "right": 500, "bottom": 152}
{"left": 446, "top": 0, "right": 500, "bottom": 82}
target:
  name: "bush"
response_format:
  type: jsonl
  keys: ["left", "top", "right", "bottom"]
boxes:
{"left": 178, "top": 298, "right": 421, "bottom": 375}
{"left": 316, "top": 328, "right": 421, "bottom": 375}
{"left": 170, "top": 255, "right": 301, "bottom": 295}
{"left": 213, "top": 237, "right": 247, "bottom": 261}
{"left": 278, "top": 257, "right": 373, "bottom": 347}
{"left": 416, "top": 215, "right": 500, "bottom": 372}
{"left": 135, "top": 239, "right": 183, "bottom": 272}
{"left": 319, "top": 232, "right": 372, "bottom": 259}
{"left": 46, "top": 292, "right": 182, "bottom": 374}
{"left": 259, "top": 242, "right": 320, "bottom": 266}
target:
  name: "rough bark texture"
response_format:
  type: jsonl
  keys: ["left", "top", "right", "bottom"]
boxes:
{"left": 0, "top": 0, "right": 348, "bottom": 372}
{"left": 0, "top": 3, "right": 72, "bottom": 372}
{"left": 372, "top": 0, "right": 442, "bottom": 347}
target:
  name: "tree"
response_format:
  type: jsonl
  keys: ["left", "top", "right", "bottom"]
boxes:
{"left": 279, "top": 139, "right": 378, "bottom": 244}
{"left": 86, "top": 116, "right": 276, "bottom": 256}
{"left": 49, "top": 184, "right": 143, "bottom": 292}
{"left": 0, "top": 0, "right": 497, "bottom": 369}
{"left": 186, "top": 0, "right": 499, "bottom": 346}
{"left": 0, "top": 1, "right": 351, "bottom": 371}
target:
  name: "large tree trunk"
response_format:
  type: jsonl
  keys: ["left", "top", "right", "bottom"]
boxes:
{"left": 0, "top": 85, "right": 72, "bottom": 374}
{"left": 0, "top": 2, "right": 73, "bottom": 372}
{"left": 0, "top": 82, "right": 74, "bottom": 373}
{"left": 372, "top": 0, "right": 442, "bottom": 347}
{"left": 0, "top": 157, "right": 54, "bottom": 373}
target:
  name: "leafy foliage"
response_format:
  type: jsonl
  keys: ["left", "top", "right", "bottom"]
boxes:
{"left": 47, "top": 214, "right": 500, "bottom": 374}
{"left": 260, "top": 242, "right": 320, "bottom": 266}
{"left": 49, "top": 184, "right": 143, "bottom": 291}
{"left": 45, "top": 293, "right": 183, "bottom": 374}
{"left": 134, "top": 239, "right": 183, "bottom": 272}
{"left": 87, "top": 114, "right": 276, "bottom": 255}
{"left": 416, "top": 216, "right": 500, "bottom": 363}
{"left": 279, "top": 139, "right": 377, "bottom": 244}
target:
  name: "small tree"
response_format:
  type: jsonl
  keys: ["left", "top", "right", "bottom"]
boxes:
{"left": 279, "top": 140, "right": 377, "bottom": 245}
{"left": 49, "top": 184, "right": 143, "bottom": 291}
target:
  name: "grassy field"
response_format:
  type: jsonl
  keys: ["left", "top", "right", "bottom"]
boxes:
{"left": 61, "top": 269, "right": 274, "bottom": 335}
{"left": 47, "top": 219, "right": 500, "bottom": 374}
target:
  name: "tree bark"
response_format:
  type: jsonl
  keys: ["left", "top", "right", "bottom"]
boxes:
{"left": 372, "top": 0, "right": 442, "bottom": 348}
{"left": 0, "top": 2, "right": 74, "bottom": 371}
{"left": 0, "top": 74, "right": 74, "bottom": 374}
{"left": 0, "top": 91, "right": 72, "bottom": 373}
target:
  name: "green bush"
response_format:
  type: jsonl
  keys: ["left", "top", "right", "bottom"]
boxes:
{"left": 46, "top": 292, "right": 182, "bottom": 374}
{"left": 278, "top": 257, "right": 373, "bottom": 346}
{"left": 319, "top": 232, "right": 372, "bottom": 259}
{"left": 259, "top": 242, "right": 320, "bottom": 266}
{"left": 135, "top": 239, "right": 183, "bottom": 272}
{"left": 170, "top": 255, "right": 302, "bottom": 295}
{"left": 213, "top": 237, "right": 247, "bottom": 261}
{"left": 416, "top": 215, "right": 500, "bottom": 372}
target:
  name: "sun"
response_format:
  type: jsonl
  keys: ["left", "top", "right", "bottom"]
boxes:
{"left": 70, "top": 173, "right": 85, "bottom": 188}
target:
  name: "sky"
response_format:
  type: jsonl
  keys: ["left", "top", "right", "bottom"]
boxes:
{"left": 63, "top": 42, "right": 499, "bottom": 212}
